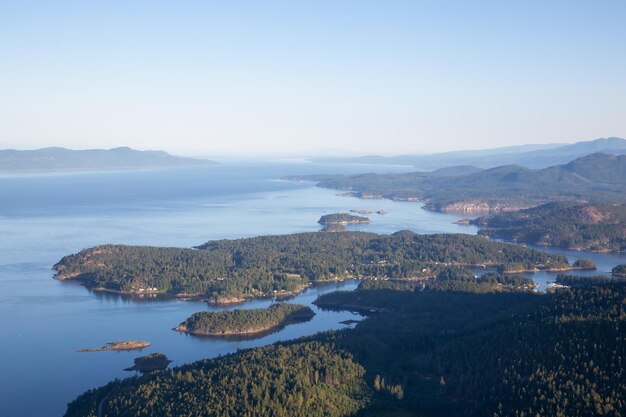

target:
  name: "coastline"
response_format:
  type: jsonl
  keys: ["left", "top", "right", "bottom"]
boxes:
{"left": 54, "top": 273, "right": 312, "bottom": 306}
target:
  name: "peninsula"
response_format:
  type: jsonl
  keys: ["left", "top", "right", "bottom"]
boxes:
{"left": 174, "top": 304, "right": 315, "bottom": 337}
{"left": 65, "top": 279, "right": 626, "bottom": 417}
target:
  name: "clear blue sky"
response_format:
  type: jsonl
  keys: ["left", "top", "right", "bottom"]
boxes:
{"left": 1, "top": 1, "right": 625, "bottom": 156}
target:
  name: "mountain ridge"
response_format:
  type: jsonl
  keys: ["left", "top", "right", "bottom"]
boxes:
{"left": 310, "top": 137, "right": 626, "bottom": 169}
{"left": 287, "top": 152, "right": 626, "bottom": 213}
{"left": 0, "top": 146, "right": 217, "bottom": 172}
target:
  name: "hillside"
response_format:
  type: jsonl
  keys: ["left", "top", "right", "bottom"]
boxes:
{"left": 53, "top": 231, "right": 571, "bottom": 303}
{"left": 310, "top": 137, "right": 626, "bottom": 169}
{"left": 289, "top": 153, "right": 626, "bottom": 213}
{"left": 64, "top": 281, "right": 626, "bottom": 417}
{"left": 0, "top": 147, "right": 216, "bottom": 172}
{"left": 472, "top": 202, "right": 626, "bottom": 252}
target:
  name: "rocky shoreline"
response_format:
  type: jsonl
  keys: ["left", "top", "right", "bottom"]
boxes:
{"left": 78, "top": 340, "right": 150, "bottom": 352}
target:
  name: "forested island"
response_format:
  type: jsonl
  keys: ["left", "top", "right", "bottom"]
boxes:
{"left": 318, "top": 213, "right": 370, "bottom": 225}
{"left": 64, "top": 276, "right": 626, "bottom": 417}
{"left": 54, "top": 231, "right": 573, "bottom": 304}
{"left": 124, "top": 353, "right": 172, "bottom": 373}
{"left": 286, "top": 153, "right": 626, "bottom": 213}
{"left": 175, "top": 303, "right": 315, "bottom": 337}
{"left": 612, "top": 264, "right": 626, "bottom": 276}
{"left": 472, "top": 202, "right": 626, "bottom": 252}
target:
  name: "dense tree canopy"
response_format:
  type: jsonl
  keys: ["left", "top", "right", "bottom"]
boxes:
{"left": 65, "top": 342, "right": 370, "bottom": 417}
{"left": 177, "top": 303, "right": 315, "bottom": 336}
{"left": 65, "top": 273, "right": 626, "bottom": 417}
{"left": 54, "top": 231, "right": 568, "bottom": 302}
{"left": 317, "top": 282, "right": 626, "bottom": 417}
{"left": 555, "top": 274, "right": 622, "bottom": 287}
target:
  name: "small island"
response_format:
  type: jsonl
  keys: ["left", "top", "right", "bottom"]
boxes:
{"left": 350, "top": 209, "right": 373, "bottom": 214}
{"left": 124, "top": 353, "right": 172, "bottom": 373}
{"left": 174, "top": 303, "right": 315, "bottom": 337}
{"left": 612, "top": 264, "right": 626, "bottom": 277}
{"left": 78, "top": 340, "right": 150, "bottom": 352}
{"left": 572, "top": 259, "right": 596, "bottom": 270}
{"left": 318, "top": 213, "right": 371, "bottom": 225}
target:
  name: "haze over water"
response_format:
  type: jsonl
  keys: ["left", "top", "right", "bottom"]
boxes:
{"left": 1, "top": 162, "right": 624, "bottom": 417}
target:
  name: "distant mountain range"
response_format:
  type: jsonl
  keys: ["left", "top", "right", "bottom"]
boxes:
{"left": 310, "top": 137, "right": 626, "bottom": 169}
{"left": 287, "top": 153, "right": 626, "bottom": 213}
{"left": 0, "top": 147, "right": 217, "bottom": 172}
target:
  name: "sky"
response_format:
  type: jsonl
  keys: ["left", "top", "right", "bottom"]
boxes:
{"left": 1, "top": 1, "right": 625, "bottom": 157}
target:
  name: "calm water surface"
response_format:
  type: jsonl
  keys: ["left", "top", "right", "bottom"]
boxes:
{"left": 0, "top": 161, "right": 623, "bottom": 416}
{"left": 0, "top": 162, "right": 473, "bottom": 417}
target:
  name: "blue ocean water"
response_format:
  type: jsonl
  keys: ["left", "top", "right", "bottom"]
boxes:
{"left": 0, "top": 161, "right": 623, "bottom": 417}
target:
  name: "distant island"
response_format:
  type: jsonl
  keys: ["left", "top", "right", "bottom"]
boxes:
{"left": 318, "top": 213, "right": 370, "bottom": 225}
{"left": 54, "top": 231, "right": 579, "bottom": 304}
{"left": 286, "top": 153, "right": 626, "bottom": 213}
{"left": 0, "top": 146, "right": 217, "bottom": 172}
{"left": 174, "top": 304, "right": 315, "bottom": 337}
{"left": 124, "top": 353, "right": 172, "bottom": 373}
{"left": 77, "top": 340, "right": 150, "bottom": 352}
{"left": 472, "top": 202, "right": 626, "bottom": 252}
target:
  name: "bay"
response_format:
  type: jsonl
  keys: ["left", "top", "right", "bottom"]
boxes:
{"left": 0, "top": 161, "right": 472, "bottom": 417}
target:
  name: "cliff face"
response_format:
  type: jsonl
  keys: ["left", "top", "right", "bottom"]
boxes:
{"left": 470, "top": 202, "right": 626, "bottom": 252}
{"left": 424, "top": 201, "right": 532, "bottom": 214}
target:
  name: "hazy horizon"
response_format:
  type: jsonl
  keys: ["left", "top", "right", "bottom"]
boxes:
{"left": 0, "top": 139, "right": 580, "bottom": 159}
{"left": 4, "top": 137, "right": 625, "bottom": 161}
{"left": 1, "top": 1, "right": 625, "bottom": 155}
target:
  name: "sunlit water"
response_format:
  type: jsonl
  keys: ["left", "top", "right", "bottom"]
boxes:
{"left": 0, "top": 162, "right": 623, "bottom": 416}
{"left": 509, "top": 244, "right": 626, "bottom": 291}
